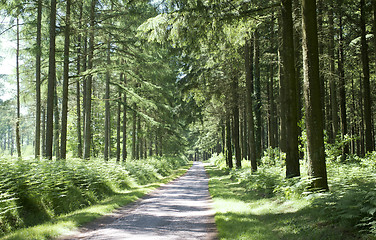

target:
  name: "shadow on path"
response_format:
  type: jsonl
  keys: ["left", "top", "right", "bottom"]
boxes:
{"left": 60, "top": 162, "right": 217, "bottom": 240}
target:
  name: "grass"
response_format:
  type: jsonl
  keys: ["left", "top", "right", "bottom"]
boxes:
{"left": 0, "top": 156, "right": 191, "bottom": 240}
{"left": 205, "top": 153, "right": 376, "bottom": 240}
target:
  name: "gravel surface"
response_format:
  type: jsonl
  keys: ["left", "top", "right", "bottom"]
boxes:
{"left": 60, "top": 162, "right": 217, "bottom": 240}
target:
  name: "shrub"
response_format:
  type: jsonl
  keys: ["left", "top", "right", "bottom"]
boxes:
{"left": 0, "top": 155, "right": 188, "bottom": 236}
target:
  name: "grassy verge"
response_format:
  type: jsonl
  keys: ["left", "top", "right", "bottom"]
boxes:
{"left": 0, "top": 156, "right": 191, "bottom": 240}
{"left": 205, "top": 154, "right": 376, "bottom": 240}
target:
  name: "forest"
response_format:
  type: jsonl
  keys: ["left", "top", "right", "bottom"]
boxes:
{"left": 0, "top": 0, "right": 376, "bottom": 239}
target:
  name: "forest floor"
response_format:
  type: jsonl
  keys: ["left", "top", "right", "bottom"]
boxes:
{"left": 59, "top": 161, "right": 217, "bottom": 240}
{"left": 205, "top": 162, "right": 376, "bottom": 240}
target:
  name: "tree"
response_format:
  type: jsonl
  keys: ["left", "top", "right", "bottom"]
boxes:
{"left": 301, "top": 0, "right": 328, "bottom": 190}
{"left": 83, "top": 0, "right": 96, "bottom": 160}
{"left": 16, "top": 17, "right": 21, "bottom": 159}
{"left": 360, "top": 0, "right": 374, "bottom": 153}
{"left": 45, "top": 0, "right": 57, "bottom": 159}
{"left": 35, "top": 0, "right": 42, "bottom": 159}
{"left": 60, "top": 0, "right": 71, "bottom": 160}
{"left": 280, "top": 0, "right": 300, "bottom": 178}
{"left": 245, "top": 36, "right": 257, "bottom": 172}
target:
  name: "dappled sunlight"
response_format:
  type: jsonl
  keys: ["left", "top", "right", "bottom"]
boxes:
{"left": 60, "top": 162, "right": 216, "bottom": 240}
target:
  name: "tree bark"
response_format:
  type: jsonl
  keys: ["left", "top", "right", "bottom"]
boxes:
{"left": 338, "top": 3, "right": 349, "bottom": 160}
{"left": 232, "top": 77, "right": 241, "bottom": 168}
{"left": 16, "top": 17, "right": 21, "bottom": 159}
{"left": 268, "top": 14, "right": 277, "bottom": 149}
{"left": 46, "top": 0, "right": 56, "bottom": 159}
{"left": 302, "top": 0, "right": 328, "bottom": 190}
{"left": 84, "top": 0, "right": 96, "bottom": 160}
{"left": 122, "top": 73, "right": 127, "bottom": 161}
{"left": 132, "top": 105, "right": 137, "bottom": 160}
{"left": 53, "top": 76, "right": 60, "bottom": 158}
{"left": 35, "top": 0, "right": 42, "bottom": 159}
{"left": 76, "top": 2, "right": 83, "bottom": 158}
{"left": 360, "top": 0, "right": 374, "bottom": 153}
{"left": 254, "top": 30, "right": 262, "bottom": 160}
{"left": 226, "top": 113, "right": 233, "bottom": 169}
{"left": 117, "top": 90, "right": 121, "bottom": 162}
{"left": 281, "top": 0, "right": 300, "bottom": 178}
{"left": 42, "top": 106, "right": 46, "bottom": 156}
{"left": 245, "top": 36, "right": 257, "bottom": 172}
{"left": 329, "top": 2, "right": 339, "bottom": 141}
{"left": 104, "top": 35, "right": 111, "bottom": 161}
{"left": 60, "top": 0, "right": 71, "bottom": 160}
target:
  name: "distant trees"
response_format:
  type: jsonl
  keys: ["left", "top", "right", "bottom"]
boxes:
{"left": 0, "top": 0, "right": 189, "bottom": 161}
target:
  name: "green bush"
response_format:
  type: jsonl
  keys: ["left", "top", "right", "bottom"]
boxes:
{"left": 0, "top": 155, "right": 188, "bottom": 236}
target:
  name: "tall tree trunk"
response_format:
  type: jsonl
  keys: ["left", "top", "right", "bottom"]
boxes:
{"left": 232, "top": 77, "right": 241, "bottom": 168}
{"left": 226, "top": 113, "right": 233, "bottom": 169}
{"left": 280, "top": 0, "right": 300, "bottom": 178}
{"left": 117, "top": 90, "right": 121, "bottom": 162}
{"left": 245, "top": 36, "right": 257, "bottom": 172}
{"left": 16, "top": 17, "right": 21, "bottom": 159}
{"left": 104, "top": 35, "right": 111, "bottom": 161}
{"left": 53, "top": 77, "right": 60, "bottom": 158}
{"left": 122, "top": 73, "right": 127, "bottom": 161}
{"left": 132, "top": 105, "right": 137, "bottom": 160}
{"left": 46, "top": 0, "right": 56, "bottom": 159}
{"left": 329, "top": 2, "right": 339, "bottom": 141}
{"left": 242, "top": 104, "right": 248, "bottom": 159}
{"left": 84, "top": 0, "right": 96, "bottom": 159}
{"left": 136, "top": 114, "right": 140, "bottom": 160}
{"left": 35, "top": 0, "right": 42, "bottom": 159}
{"left": 302, "top": 0, "right": 328, "bottom": 190}
{"left": 360, "top": 0, "right": 374, "bottom": 153}
{"left": 60, "top": 0, "right": 71, "bottom": 160}
{"left": 254, "top": 30, "right": 262, "bottom": 160}
{"left": 42, "top": 106, "right": 46, "bottom": 156}
{"left": 76, "top": 3, "right": 83, "bottom": 158}
{"left": 268, "top": 14, "right": 277, "bottom": 149}
{"left": 317, "top": 0, "right": 327, "bottom": 138}
{"left": 338, "top": 3, "right": 349, "bottom": 160}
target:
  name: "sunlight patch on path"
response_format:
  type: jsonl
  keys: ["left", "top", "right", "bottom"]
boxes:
{"left": 60, "top": 162, "right": 217, "bottom": 240}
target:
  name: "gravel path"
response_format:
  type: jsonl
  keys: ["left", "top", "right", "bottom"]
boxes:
{"left": 60, "top": 162, "right": 217, "bottom": 240}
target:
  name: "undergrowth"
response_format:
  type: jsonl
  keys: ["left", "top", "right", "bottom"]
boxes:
{"left": 208, "top": 152, "right": 376, "bottom": 239}
{"left": 0, "top": 155, "right": 188, "bottom": 237}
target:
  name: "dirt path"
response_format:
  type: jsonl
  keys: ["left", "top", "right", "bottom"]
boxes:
{"left": 60, "top": 162, "right": 217, "bottom": 240}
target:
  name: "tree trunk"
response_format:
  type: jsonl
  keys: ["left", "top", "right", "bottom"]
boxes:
{"left": 232, "top": 77, "right": 241, "bottom": 168}
{"left": 42, "top": 106, "right": 46, "bottom": 156}
{"left": 302, "top": 0, "right": 328, "bottom": 190}
{"left": 254, "top": 30, "right": 262, "bottom": 160}
{"left": 226, "top": 113, "right": 233, "bottom": 169}
{"left": 104, "top": 35, "right": 111, "bottom": 161}
{"left": 122, "top": 73, "right": 127, "bottom": 161}
{"left": 16, "top": 17, "right": 21, "bottom": 159}
{"left": 46, "top": 0, "right": 56, "bottom": 159}
{"left": 268, "top": 14, "right": 277, "bottom": 149}
{"left": 132, "top": 106, "right": 137, "bottom": 160}
{"left": 361, "top": 0, "right": 374, "bottom": 153}
{"left": 329, "top": 2, "right": 339, "bottom": 141}
{"left": 117, "top": 90, "right": 121, "bottom": 162}
{"left": 35, "top": 0, "right": 42, "bottom": 159}
{"left": 76, "top": 3, "right": 83, "bottom": 158}
{"left": 84, "top": 0, "right": 96, "bottom": 160}
{"left": 338, "top": 4, "right": 349, "bottom": 160}
{"left": 281, "top": 0, "right": 300, "bottom": 178}
{"left": 60, "top": 0, "right": 71, "bottom": 160}
{"left": 136, "top": 115, "right": 140, "bottom": 160}
{"left": 245, "top": 36, "right": 257, "bottom": 172}
{"left": 53, "top": 76, "right": 60, "bottom": 158}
